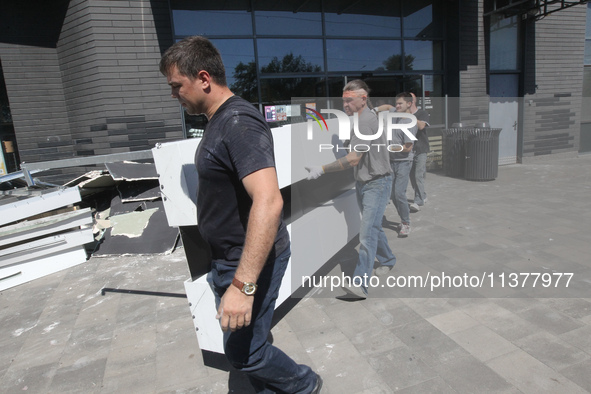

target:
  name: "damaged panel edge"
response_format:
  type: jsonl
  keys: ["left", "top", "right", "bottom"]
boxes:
{"left": 0, "top": 187, "right": 82, "bottom": 226}
{"left": 109, "top": 208, "right": 159, "bottom": 238}
{"left": 0, "top": 247, "right": 88, "bottom": 292}
{"left": 105, "top": 161, "right": 159, "bottom": 182}
{"left": 0, "top": 208, "right": 93, "bottom": 247}
{"left": 0, "top": 228, "right": 94, "bottom": 268}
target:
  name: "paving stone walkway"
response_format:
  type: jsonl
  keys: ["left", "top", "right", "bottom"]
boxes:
{"left": 1, "top": 155, "right": 591, "bottom": 393}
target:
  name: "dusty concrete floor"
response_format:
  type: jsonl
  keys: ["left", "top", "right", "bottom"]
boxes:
{"left": 1, "top": 155, "right": 591, "bottom": 393}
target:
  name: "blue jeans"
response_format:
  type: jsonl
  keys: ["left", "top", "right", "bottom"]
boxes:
{"left": 353, "top": 174, "right": 397, "bottom": 294}
{"left": 411, "top": 153, "right": 427, "bottom": 206}
{"left": 208, "top": 246, "right": 317, "bottom": 393}
{"left": 391, "top": 160, "right": 412, "bottom": 225}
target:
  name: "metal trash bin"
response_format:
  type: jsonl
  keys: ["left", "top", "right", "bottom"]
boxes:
{"left": 441, "top": 123, "right": 470, "bottom": 178}
{"left": 464, "top": 125, "right": 501, "bottom": 181}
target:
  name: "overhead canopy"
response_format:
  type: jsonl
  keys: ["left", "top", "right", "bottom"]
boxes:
{"left": 484, "top": 0, "right": 590, "bottom": 20}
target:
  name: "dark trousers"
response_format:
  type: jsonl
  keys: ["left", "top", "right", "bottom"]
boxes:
{"left": 208, "top": 246, "right": 317, "bottom": 393}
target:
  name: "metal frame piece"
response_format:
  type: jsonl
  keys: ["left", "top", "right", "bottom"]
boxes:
{"left": 19, "top": 150, "right": 154, "bottom": 186}
{"left": 101, "top": 287, "right": 187, "bottom": 298}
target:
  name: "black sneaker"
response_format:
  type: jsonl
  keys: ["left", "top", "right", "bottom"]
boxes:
{"left": 311, "top": 374, "right": 323, "bottom": 394}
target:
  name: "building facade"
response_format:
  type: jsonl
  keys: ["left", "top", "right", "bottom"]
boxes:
{"left": 0, "top": 0, "right": 588, "bottom": 183}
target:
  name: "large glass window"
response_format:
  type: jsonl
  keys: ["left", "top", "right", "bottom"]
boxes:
{"left": 172, "top": 10, "right": 252, "bottom": 36}
{"left": 581, "top": 4, "right": 591, "bottom": 152}
{"left": 586, "top": 3, "right": 591, "bottom": 65}
{"left": 490, "top": 14, "right": 520, "bottom": 71}
{"left": 257, "top": 39, "right": 324, "bottom": 74}
{"left": 325, "top": 13, "right": 401, "bottom": 37}
{"left": 255, "top": 11, "right": 322, "bottom": 36}
{"left": 260, "top": 77, "right": 324, "bottom": 103}
{"left": 324, "top": 0, "right": 401, "bottom": 37}
{"left": 326, "top": 39, "right": 402, "bottom": 72}
{"left": 170, "top": 0, "right": 447, "bottom": 107}
{"left": 210, "top": 39, "right": 256, "bottom": 101}
{"left": 404, "top": 1, "right": 445, "bottom": 38}
{"left": 404, "top": 40, "right": 443, "bottom": 71}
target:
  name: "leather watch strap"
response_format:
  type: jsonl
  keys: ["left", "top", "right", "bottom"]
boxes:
{"left": 232, "top": 277, "right": 244, "bottom": 291}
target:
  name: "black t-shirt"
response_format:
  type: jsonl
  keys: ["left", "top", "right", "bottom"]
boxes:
{"left": 195, "top": 96, "right": 289, "bottom": 265}
{"left": 413, "top": 109, "right": 431, "bottom": 155}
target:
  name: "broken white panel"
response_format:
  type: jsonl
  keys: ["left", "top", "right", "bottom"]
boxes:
{"left": 109, "top": 208, "right": 159, "bottom": 238}
{"left": 164, "top": 121, "right": 361, "bottom": 355}
{"left": 153, "top": 126, "right": 292, "bottom": 228}
{"left": 0, "top": 208, "right": 92, "bottom": 247}
{"left": 63, "top": 170, "right": 116, "bottom": 190}
{"left": 184, "top": 225, "right": 294, "bottom": 354}
{"left": 0, "top": 228, "right": 93, "bottom": 268}
{"left": 0, "top": 187, "right": 82, "bottom": 226}
{"left": 185, "top": 188, "right": 358, "bottom": 354}
{"left": 105, "top": 161, "right": 159, "bottom": 181}
{"left": 0, "top": 149, "right": 7, "bottom": 176}
{"left": 270, "top": 124, "right": 292, "bottom": 189}
{"left": 152, "top": 138, "right": 201, "bottom": 227}
{"left": 0, "top": 246, "right": 88, "bottom": 291}
{"left": 184, "top": 275, "right": 223, "bottom": 353}
{"left": 290, "top": 189, "right": 360, "bottom": 291}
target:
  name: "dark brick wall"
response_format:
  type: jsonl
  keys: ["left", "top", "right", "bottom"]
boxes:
{"left": 459, "top": 0, "right": 489, "bottom": 125}
{"left": 0, "top": 45, "right": 74, "bottom": 165}
{"left": 0, "top": 0, "right": 182, "bottom": 184}
{"left": 522, "top": 4, "right": 585, "bottom": 161}
{"left": 0, "top": 1, "right": 73, "bottom": 167}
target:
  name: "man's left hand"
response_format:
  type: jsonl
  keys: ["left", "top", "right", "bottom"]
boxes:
{"left": 216, "top": 285, "right": 255, "bottom": 332}
{"left": 305, "top": 166, "right": 324, "bottom": 180}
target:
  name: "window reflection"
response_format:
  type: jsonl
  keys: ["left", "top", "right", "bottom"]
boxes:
{"left": 403, "top": 1, "right": 444, "bottom": 38}
{"left": 255, "top": 11, "right": 322, "bottom": 36}
{"left": 404, "top": 40, "right": 443, "bottom": 70}
{"left": 490, "top": 15, "right": 520, "bottom": 70}
{"left": 172, "top": 10, "right": 252, "bottom": 36}
{"left": 423, "top": 75, "right": 444, "bottom": 125}
{"left": 260, "top": 78, "right": 324, "bottom": 103}
{"left": 404, "top": 3, "right": 432, "bottom": 37}
{"left": 257, "top": 39, "right": 324, "bottom": 73}
{"left": 170, "top": 0, "right": 446, "bottom": 107}
{"left": 323, "top": 0, "right": 401, "bottom": 37}
{"left": 586, "top": 41, "right": 591, "bottom": 65}
{"left": 325, "top": 13, "right": 401, "bottom": 37}
{"left": 209, "top": 39, "right": 255, "bottom": 100}
{"left": 327, "top": 40, "right": 402, "bottom": 72}
{"left": 582, "top": 68, "right": 591, "bottom": 122}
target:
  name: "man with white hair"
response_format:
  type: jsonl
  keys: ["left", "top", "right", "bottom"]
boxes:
{"left": 306, "top": 80, "right": 396, "bottom": 299}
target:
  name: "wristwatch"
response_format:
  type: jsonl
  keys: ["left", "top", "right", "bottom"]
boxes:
{"left": 232, "top": 278, "right": 257, "bottom": 296}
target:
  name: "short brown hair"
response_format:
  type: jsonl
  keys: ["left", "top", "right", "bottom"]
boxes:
{"left": 396, "top": 92, "right": 413, "bottom": 104}
{"left": 159, "top": 36, "right": 227, "bottom": 86}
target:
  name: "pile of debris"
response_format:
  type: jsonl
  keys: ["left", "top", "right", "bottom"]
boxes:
{"left": 0, "top": 185, "right": 93, "bottom": 291}
{"left": 0, "top": 160, "right": 180, "bottom": 291}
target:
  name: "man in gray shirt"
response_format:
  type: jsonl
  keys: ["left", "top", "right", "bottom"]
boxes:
{"left": 306, "top": 80, "right": 396, "bottom": 299}
{"left": 388, "top": 92, "right": 418, "bottom": 237}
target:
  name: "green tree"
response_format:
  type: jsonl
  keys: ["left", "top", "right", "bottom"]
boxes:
{"left": 230, "top": 53, "right": 322, "bottom": 103}
{"left": 383, "top": 54, "right": 415, "bottom": 71}
{"left": 230, "top": 61, "right": 258, "bottom": 103}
